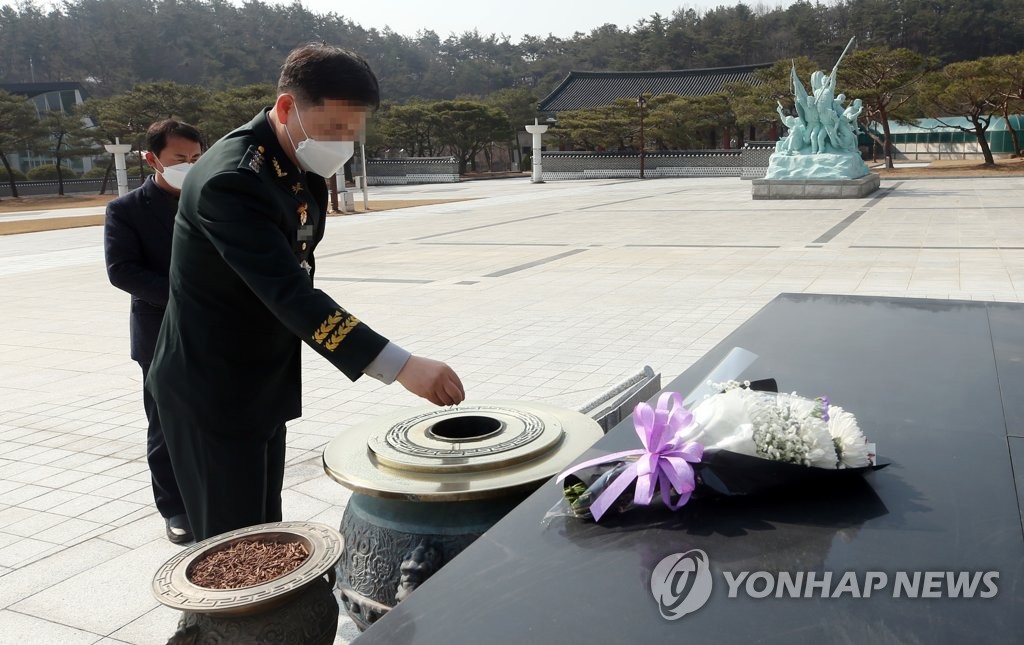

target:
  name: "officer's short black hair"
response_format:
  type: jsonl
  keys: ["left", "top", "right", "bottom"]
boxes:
{"left": 278, "top": 43, "right": 380, "bottom": 110}
{"left": 146, "top": 120, "right": 204, "bottom": 156}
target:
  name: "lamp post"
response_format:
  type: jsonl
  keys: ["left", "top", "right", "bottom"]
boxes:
{"left": 636, "top": 95, "right": 647, "bottom": 180}
{"left": 359, "top": 140, "right": 369, "bottom": 210}
{"left": 104, "top": 137, "right": 133, "bottom": 197}
{"left": 525, "top": 118, "right": 549, "bottom": 184}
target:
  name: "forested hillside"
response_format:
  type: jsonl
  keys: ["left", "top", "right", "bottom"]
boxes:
{"left": 1, "top": 0, "right": 1020, "bottom": 99}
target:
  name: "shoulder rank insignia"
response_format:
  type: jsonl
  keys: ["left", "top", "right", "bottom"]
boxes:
{"left": 297, "top": 203, "right": 308, "bottom": 226}
{"left": 272, "top": 158, "right": 287, "bottom": 178}
{"left": 246, "top": 145, "right": 265, "bottom": 173}
{"left": 291, "top": 182, "right": 303, "bottom": 196}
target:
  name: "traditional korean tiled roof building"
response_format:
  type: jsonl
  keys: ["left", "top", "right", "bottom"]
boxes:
{"left": 538, "top": 63, "right": 771, "bottom": 113}
{"left": 535, "top": 63, "right": 774, "bottom": 150}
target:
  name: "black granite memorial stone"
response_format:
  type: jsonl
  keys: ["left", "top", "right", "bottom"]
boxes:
{"left": 354, "top": 293, "right": 1024, "bottom": 645}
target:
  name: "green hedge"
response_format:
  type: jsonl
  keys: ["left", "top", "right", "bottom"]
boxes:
{"left": 126, "top": 164, "right": 155, "bottom": 177}
{"left": 25, "top": 164, "right": 81, "bottom": 180}
{"left": 0, "top": 167, "right": 28, "bottom": 181}
{"left": 82, "top": 166, "right": 111, "bottom": 178}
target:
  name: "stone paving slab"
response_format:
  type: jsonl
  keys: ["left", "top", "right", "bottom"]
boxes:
{"left": 1, "top": 176, "right": 1023, "bottom": 643}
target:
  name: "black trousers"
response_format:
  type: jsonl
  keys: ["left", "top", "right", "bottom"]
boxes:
{"left": 139, "top": 362, "right": 186, "bottom": 519}
{"left": 162, "top": 418, "right": 287, "bottom": 542}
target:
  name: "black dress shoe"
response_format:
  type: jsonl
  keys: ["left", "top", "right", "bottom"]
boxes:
{"left": 165, "top": 514, "right": 193, "bottom": 544}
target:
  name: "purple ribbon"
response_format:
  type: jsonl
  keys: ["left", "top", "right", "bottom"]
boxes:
{"left": 557, "top": 392, "right": 703, "bottom": 521}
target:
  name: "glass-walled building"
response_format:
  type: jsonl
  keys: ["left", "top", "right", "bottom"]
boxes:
{"left": 872, "top": 116, "right": 1023, "bottom": 160}
{"left": 0, "top": 81, "right": 93, "bottom": 175}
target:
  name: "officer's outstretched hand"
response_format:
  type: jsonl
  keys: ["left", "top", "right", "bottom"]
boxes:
{"left": 397, "top": 355, "right": 465, "bottom": 406}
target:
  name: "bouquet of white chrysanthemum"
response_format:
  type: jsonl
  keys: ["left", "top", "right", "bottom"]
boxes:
{"left": 691, "top": 380, "right": 876, "bottom": 470}
{"left": 556, "top": 379, "right": 882, "bottom": 522}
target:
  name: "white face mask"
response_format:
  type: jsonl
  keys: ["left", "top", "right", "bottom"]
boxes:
{"left": 286, "top": 108, "right": 355, "bottom": 178}
{"left": 157, "top": 161, "right": 194, "bottom": 190}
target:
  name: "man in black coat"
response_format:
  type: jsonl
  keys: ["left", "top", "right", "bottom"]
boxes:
{"left": 147, "top": 44, "right": 465, "bottom": 541}
{"left": 104, "top": 120, "right": 203, "bottom": 543}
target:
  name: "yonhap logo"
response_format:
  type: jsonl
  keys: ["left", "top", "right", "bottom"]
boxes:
{"left": 650, "top": 549, "right": 714, "bottom": 620}
{"left": 651, "top": 549, "right": 1000, "bottom": 620}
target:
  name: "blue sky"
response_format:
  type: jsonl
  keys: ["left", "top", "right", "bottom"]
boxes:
{"left": 266, "top": 1, "right": 797, "bottom": 39}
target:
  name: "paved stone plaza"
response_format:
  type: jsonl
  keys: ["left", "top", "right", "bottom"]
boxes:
{"left": 1, "top": 175, "right": 1023, "bottom": 643}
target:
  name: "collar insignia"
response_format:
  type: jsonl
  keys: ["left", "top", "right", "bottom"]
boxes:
{"left": 272, "top": 158, "right": 287, "bottom": 178}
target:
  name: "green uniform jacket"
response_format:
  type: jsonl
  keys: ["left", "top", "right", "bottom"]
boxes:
{"left": 147, "top": 109, "right": 388, "bottom": 439}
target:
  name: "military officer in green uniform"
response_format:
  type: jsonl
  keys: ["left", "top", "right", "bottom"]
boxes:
{"left": 147, "top": 44, "right": 465, "bottom": 541}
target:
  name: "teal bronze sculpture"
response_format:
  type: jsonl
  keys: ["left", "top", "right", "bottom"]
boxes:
{"left": 766, "top": 38, "right": 870, "bottom": 181}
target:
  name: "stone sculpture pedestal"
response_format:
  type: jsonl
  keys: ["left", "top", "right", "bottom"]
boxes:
{"left": 751, "top": 173, "right": 880, "bottom": 200}
{"left": 755, "top": 151, "right": 877, "bottom": 199}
